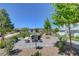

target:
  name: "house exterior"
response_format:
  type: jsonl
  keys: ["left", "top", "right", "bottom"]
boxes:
{"left": 58, "top": 30, "right": 79, "bottom": 36}
{"left": 57, "top": 24, "right": 79, "bottom": 36}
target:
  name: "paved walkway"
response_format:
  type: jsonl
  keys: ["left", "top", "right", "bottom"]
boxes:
{"left": 13, "top": 36, "right": 58, "bottom": 50}
{"left": 0, "top": 32, "right": 20, "bottom": 40}
{"left": 12, "top": 35, "right": 60, "bottom": 56}
{"left": 67, "top": 40, "right": 79, "bottom": 50}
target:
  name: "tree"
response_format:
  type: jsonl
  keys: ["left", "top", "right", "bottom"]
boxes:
{"left": 19, "top": 28, "right": 30, "bottom": 38}
{"left": 44, "top": 18, "right": 52, "bottom": 35}
{"left": 53, "top": 28, "right": 59, "bottom": 33}
{"left": 52, "top": 3, "right": 79, "bottom": 55}
{"left": 34, "top": 28, "right": 39, "bottom": 32}
{"left": 0, "top": 9, "right": 14, "bottom": 40}
{"left": 20, "top": 28, "right": 29, "bottom": 32}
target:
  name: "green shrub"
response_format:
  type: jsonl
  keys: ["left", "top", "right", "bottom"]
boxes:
{"left": 0, "top": 40, "right": 6, "bottom": 49}
{"left": 5, "top": 36, "right": 19, "bottom": 55}
{"left": 20, "top": 32, "right": 30, "bottom": 38}
{"left": 55, "top": 36, "right": 66, "bottom": 54}
{"left": 5, "top": 39, "right": 14, "bottom": 55}
{"left": 70, "top": 36, "right": 79, "bottom": 41}
{"left": 12, "top": 36, "right": 19, "bottom": 43}
{"left": 31, "top": 51, "right": 42, "bottom": 56}
{"left": 75, "top": 36, "right": 79, "bottom": 39}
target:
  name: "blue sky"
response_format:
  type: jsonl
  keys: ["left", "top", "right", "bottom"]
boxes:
{"left": 0, "top": 3, "right": 55, "bottom": 28}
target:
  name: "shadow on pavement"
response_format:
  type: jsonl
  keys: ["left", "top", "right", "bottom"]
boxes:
{"left": 55, "top": 41, "right": 79, "bottom": 56}
{"left": 10, "top": 49, "right": 22, "bottom": 55}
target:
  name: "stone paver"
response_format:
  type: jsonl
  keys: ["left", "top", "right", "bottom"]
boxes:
{"left": 13, "top": 36, "right": 59, "bottom": 50}
{"left": 12, "top": 35, "right": 60, "bottom": 56}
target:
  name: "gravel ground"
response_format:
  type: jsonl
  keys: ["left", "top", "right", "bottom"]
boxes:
{"left": 13, "top": 47, "right": 59, "bottom": 56}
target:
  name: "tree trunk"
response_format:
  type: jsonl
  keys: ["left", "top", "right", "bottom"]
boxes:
{"left": 1, "top": 24, "right": 5, "bottom": 40}
{"left": 1, "top": 33, "right": 4, "bottom": 40}
{"left": 68, "top": 23, "right": 72, "bottom": 55}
